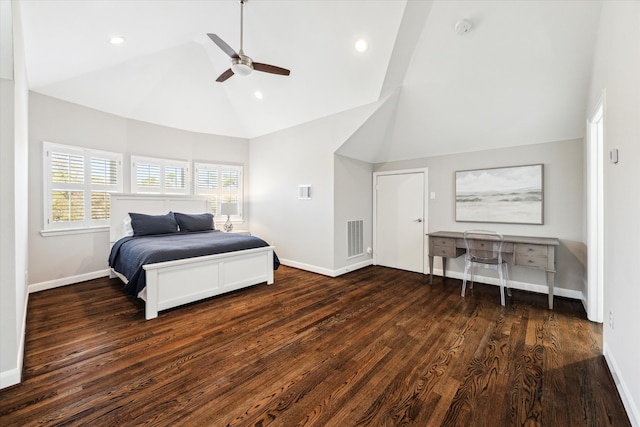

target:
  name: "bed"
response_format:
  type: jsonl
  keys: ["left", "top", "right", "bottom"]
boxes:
{"left": 108, "top": 194, "right": 277, "bottom": 320}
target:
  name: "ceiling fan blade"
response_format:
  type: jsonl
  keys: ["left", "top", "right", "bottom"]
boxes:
{"left": 253, "top": 63, "right": 290, "bottom": 76}
{"left": 216, "top": 68, "right": 235, "bottom": 82}
{"left": 207, "top": 33, "right": 239, "bottom": 59}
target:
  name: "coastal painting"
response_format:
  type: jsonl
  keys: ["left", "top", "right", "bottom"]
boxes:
{"left": 455, "top": 164, "right": 543, "bottom": 224}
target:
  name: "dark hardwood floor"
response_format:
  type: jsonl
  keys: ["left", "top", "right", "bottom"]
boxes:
{"left": 0, "top": 266, "right": 630, "bottom": 426}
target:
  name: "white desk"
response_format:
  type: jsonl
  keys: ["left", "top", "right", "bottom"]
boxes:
{"left": 427, "top": 231, "right": 560, "bottom": 309}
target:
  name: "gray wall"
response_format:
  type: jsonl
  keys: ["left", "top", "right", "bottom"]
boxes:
{"left": 587, "top": 2, "right": 640, "bottom": 423}
{"left": 374, "top": 139, "right": 585, "bottom": 295}
{"left": 249, "top": 102, "right": 380, "bottom": 276}
{"left": 28, "top": 92, "right": 250, "bottom": 287}
{"left": 248, "top": 115, "right": 336, "bottom": 274}
{"left": 1, "top": 0, "right": 29, "bottom": 388}
{"left": 333, "top": 154, "right": 374, "bottom": 273}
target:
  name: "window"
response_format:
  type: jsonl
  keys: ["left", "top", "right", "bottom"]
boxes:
{"left": 131, "top": 155, "right": 190, "bottom": 194}
{"left": 194, "top": 162, "right": 243, "bottom": 219}
{"left": 43, "top": 142, "right": 123, "bottom": 231}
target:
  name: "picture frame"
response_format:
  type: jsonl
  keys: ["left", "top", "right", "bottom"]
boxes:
{"left": 455, "top": 164, "right": 544, "bottom": 224}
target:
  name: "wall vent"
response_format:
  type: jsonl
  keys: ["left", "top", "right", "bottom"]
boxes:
{"left": 347, "top": 220, "right": 364, "bottom": 258}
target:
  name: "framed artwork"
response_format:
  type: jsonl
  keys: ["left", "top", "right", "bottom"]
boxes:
{"left": 455, "top": 164, "right": 543, "bottom": 224}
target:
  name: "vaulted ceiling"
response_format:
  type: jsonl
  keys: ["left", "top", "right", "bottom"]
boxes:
{"left": 13, "top": 0, "right": 603, "bottom": 160}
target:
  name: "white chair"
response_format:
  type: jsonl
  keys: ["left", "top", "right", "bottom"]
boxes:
{"left": 461, "top": 230, "right": 511, "bottom": 306}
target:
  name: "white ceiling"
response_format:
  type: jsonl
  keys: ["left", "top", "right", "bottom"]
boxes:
{"left": 15, "top": 0, "right": 603, "bottom": 159}
{"left": 18, "top": 0, "right": 405, "bottom": 139}
{"left": 389, "top": 0, "right": 603, "bottom": 159}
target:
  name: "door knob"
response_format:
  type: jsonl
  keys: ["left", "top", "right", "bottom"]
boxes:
{"left": 414, "top": 218, "right": 423, "bottom": 223}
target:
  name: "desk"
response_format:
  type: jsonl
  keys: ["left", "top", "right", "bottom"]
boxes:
{"left": 427, "top": 231, "right": 559, "bottom": 309}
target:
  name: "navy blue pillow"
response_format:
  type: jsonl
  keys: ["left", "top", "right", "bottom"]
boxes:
{"left": 174, "top": 212, "right": 214, "bottom": 232}
{"left": 129, "top": 212, "right": 179, "bottom": 236}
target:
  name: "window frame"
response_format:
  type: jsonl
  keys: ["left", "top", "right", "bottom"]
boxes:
{"left": 130, "top": 155, "right": 191, "bottom": 195}
{"left": 42, "top": 141, "right": 123, "bottom": 233}
{"left": 194, "top": 162, "right": 244, "bottom": 220}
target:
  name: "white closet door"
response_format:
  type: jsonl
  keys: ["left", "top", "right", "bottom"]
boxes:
{"left": 375, "top": 172, "right": 425, "bottom": 273}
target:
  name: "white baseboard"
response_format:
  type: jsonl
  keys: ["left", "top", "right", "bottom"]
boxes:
{"left": 278, "top": 259, "right": 373, "bottom": 278}
{"left": 29, "top": 269, "right": 111, "bottom": 293}
{"left": 0, "top": 366, "right": 21, "bottom": 389}
{"left": 0, "top": 291, "right": 28, "bottom": 390}
{"left": 332, "top": 259, "right": 374, "bottom": 277}
{"left": 429, "top": 268, "right": 583, "bottom": 300}
{"left": 279, "top": 263, "right": 583, "bottom": 300}
{"left": 604, "top": 344, "right": 640, "bottom": 427}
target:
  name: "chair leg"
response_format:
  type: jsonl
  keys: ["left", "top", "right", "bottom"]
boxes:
{"left": 498, "top": 265, "right": 506, "bottom": 306}
{"left": 505, "top": 264, "right": 512, "bottom": 297}
{"left": 462, "top": 262, "right": 470, "bottom": 297}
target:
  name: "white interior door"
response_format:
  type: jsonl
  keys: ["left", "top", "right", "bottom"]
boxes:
{"left": 375, "top": 172, "right": 425, "bottom": 273}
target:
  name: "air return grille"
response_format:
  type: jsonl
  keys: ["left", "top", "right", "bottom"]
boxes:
{"left": 347, "top": 220, "right": 364, "bottom": 258}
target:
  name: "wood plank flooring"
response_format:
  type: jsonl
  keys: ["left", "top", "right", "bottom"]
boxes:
{"left": 0, "top": 266, "right": 630, "bottom": 426}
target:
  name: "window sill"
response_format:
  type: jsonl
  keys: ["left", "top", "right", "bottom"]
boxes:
{"left": 40, "top": 226, "right": 109, "bottom": 237}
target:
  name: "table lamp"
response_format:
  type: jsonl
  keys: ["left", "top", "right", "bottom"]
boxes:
{"left": 220, "top": 203, "right": 237, "bottom": 232}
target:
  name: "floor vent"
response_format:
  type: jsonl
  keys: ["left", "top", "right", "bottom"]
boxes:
{"left": 347, "top": 220, "right": 364, "bottom": 258}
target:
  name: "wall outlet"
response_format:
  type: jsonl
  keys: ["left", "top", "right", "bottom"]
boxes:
{"left": 609, "top": 310, "right": 614, "bottom": 329}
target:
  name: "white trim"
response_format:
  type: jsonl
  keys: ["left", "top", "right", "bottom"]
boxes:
{"left": 586, "top": 91, "right": 605, "bottom": 323}
{"left": 333, "top": 259, "right": 374, "bottom": 277}
{"left": 42, "top": 141, "right": 123, "bottom": 231}
{"left": 0, "top": 367, "right": 21, "bottom": 390}
{"left": 430, "top": 268, "right": 584, "bottom": 301}
{"left": 278, "top": 258, "right": 373, "bottom": 278}
{"left": 40, "top": 225, "right": 108, "bottom": 237}
{"left": 194, "top": 162, "right": 244, "bottom": 220}
{"left": 131, "top": 154, "right": 191, "bottom": 195}
{"left": 0, "top": 291, "right": 28, "bottom": 389}
{"left": 372, "top": 168, "right": 429, "bottom": 273}
{"left": 604, "top": 344, "right": 640, "bottom": 427}
{"left": 29, "top": 269, "right": 110, "bottom": 293}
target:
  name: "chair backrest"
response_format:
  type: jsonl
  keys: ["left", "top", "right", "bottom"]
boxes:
{"left": 463, "top": 230, "right": 504, "bottom": 264}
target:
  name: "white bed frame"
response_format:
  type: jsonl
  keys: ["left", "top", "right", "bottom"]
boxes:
{"left": 109, "top": 194, "right": 274, "bottom": 320}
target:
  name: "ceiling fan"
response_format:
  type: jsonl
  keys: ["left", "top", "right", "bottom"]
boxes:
{"left": 207, "top": 0, "right": 290, "bottom": 82}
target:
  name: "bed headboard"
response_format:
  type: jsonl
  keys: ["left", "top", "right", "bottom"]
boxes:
{"left": 110, "top": 194, "right": 210, "bottom": 243}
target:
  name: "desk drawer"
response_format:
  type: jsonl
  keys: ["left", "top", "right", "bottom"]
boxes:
{"left": 430, "top": 237, "right": 461, "bottom": 258}
{"left": 430, "top": 237, "right": 456, "bottom": 249}
{"left": 514, "top": 244, "right": 548, "bottom": 269}
{"left": 431, "top": 244, "right": 460, "bottom": 258}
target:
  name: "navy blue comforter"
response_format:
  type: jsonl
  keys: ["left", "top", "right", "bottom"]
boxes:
{"left": 108, "top": 230, "right": 279, "bottom": 296}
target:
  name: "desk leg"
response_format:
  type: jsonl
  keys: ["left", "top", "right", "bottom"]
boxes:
{"left": 429, "top": 256, "right": 434, "bottom": 285}
{"left": 547, "top": 271, "right": 555, "bottom": 310}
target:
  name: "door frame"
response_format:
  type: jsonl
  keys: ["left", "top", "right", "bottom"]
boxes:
{"left": 586, "top": 92, "right": 605, "bottom": 323}
{"left": 372, "top": 168, "right": 429, "bottom": 273}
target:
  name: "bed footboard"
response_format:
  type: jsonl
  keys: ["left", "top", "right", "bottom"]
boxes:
{"left": 142, "top": 246, "right": 275, "bottom": 320}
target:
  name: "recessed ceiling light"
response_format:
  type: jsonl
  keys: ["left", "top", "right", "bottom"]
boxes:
{"left": 355, "top": 39, "right": 368, "bottom": 53}
{"left": 110, "top": 36, "right": 125, "bottom": 45}
{"left": 254, "top": 91, "right": 263, "bottom": 100}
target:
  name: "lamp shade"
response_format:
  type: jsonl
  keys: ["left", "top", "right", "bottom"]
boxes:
{"left": 220, "top": 203, "right": 238, "bottom": 216}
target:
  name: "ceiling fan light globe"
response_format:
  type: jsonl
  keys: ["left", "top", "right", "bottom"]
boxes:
{"left": 231, "top": 57, "right": 253, "bottom": 76}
